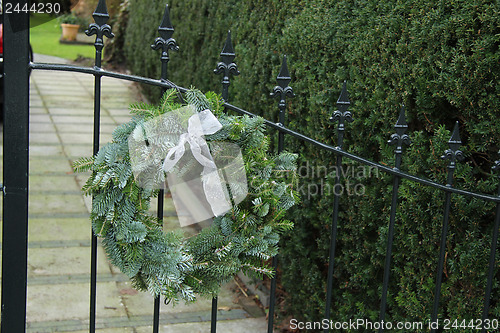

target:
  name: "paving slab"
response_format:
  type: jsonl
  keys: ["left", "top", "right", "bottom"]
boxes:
{"left": 29, "top": 193, "right": 89, "bottom": 215}
{"left": 28, "top": 218, "right": 91, "bottom": 242}
{"left": 30, "top": 105, "right": 48, "bottom": 113}
{"left": 29, "top": 122, "right": 58, "bottom": 133}
{"left": 30, "top": 157, "right": 75, "bottom": 174}
{"left": 31, "top": 328, "right": 134, "bottom": 333}
{"left": 30, "top": 131, "right": 61, "bottom": 144}
{"left": 30, "top": 175, "right": 81, "bottom": 192}
{"left": 26, "top": 282, "right": 128, "bottom": 322}
{"left": 117, "top": 280, "right": 241, "bottom": 317}
{"left": 28, "top": 246, "right": 111, "bottom": 276}
{"left": 135, "top": 318, "right": 268, "bottom": 333}
{"left": 29, "top": 144, "right": 65, "bottom": 157}
{"left": 48, "top": 107, "right": 96, "bottom": 116}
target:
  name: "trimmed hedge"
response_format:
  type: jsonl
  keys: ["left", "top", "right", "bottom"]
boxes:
{"left": 124, "top": 0, "right": 500, "bottom": 330}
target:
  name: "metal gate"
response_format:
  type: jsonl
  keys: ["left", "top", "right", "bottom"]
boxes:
{"left": 2, "top": 1, "right": 499, "bottom": 332}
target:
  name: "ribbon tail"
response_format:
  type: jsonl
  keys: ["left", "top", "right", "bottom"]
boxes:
{"left": 202, "top": 168, "right": 232, "bottom": 217}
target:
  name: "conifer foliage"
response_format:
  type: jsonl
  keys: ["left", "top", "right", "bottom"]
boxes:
{"left": 74, "top": 89, "right": 298, "bottom": 303}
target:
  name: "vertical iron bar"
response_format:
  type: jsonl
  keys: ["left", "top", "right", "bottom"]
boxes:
{"left": 267, "top": 255, "right": 279, "bottom": 333}
{"left": 379, "top": 176, "right": 400, "bottom": 320}
{"left": 90, "top": 53, "right": 103, "bottom": 333}
{"left": 430, "top": 122, "right": 463, "bottom": 332}
{"left": 212, "top": 29, "right": 240, "bottom": 333}
{"left": 268, "top": 56, "right": 294, "bottom": 333}
{"left": 481, "top": 155, "right": 500, "bottom": 333}
{"left": 85, "top": 1, "right": 114, "bottom": 332}
{"left": 324, "top": 82, "right": 352, "bottom": 331}
{"left": 1, "top": 2, "right": 30, "bottom": 332}
{"left": 153, "top": 191, "right": 163, "bottom": 332}
{"left": 152, "top": 5, "right": 178, "bottom": 332}
{"left": 153, "top": 281, "right": 161, "bottom": 332}
{"left": 211, "top": 297, "right": 218, "bottom": 333}
{"left": 431, "top": 191, "right": 452, "bottom": 329}
{"left": 324, "top": 155, "right": 342, "bottom": 329}
{"left": 379, "top": 107, "right": 410, "bottom": 330}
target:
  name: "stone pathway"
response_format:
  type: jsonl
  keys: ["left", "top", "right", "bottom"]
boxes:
{"left": 1, "top": 54, "right": 267, "bottom": 333}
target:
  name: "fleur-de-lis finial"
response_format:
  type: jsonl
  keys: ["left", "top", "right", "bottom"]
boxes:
{"left": 271, "top": 56, "right": 295, "bottom": 125}
{"left": 388, "top": 106, "right": 411, "bottom": 158}
{"left": 151, "top": 4, "right": 179, "bottom": 79}
{"left": 271, "top": 56, "right": 294, "bottom": 153}
{"left": 441, "top": 122, "right": 465, "bottom": 185}
{"left": 85, "top": 0, "right": 114, "bottom": 57}
{"left": 214, "top": 31, "right": 240, "bottom": 101}
{"left": 330, "top": 81, "right": 352, "bottom": 148}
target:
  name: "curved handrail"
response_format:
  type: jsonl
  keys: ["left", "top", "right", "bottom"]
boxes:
{"left": 30, "top": 61, "right": 500, "bottom": 204}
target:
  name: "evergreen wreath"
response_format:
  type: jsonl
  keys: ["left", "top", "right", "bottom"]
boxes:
{"left": 74, "top": 89, "right": 298, "bottom": 303}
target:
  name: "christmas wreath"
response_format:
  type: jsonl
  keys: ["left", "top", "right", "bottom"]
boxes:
{"left": 74, "top": 89, "right": 298, "bottom": 303}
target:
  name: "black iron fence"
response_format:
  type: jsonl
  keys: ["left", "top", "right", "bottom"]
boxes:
{"left": 2, "top": 1, "right": 499, "bottom": 332}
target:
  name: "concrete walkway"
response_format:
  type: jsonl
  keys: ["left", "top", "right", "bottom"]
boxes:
{"left": 1, "top": 54, "right": 267, "bottom": 333}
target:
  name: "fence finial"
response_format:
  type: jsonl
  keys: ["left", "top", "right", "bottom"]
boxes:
{"left": 441, "top": 121, "right": 464, "bottom": 185}
{"left": 158, "top": 4, "right": 175, "bottom": 40}
{"left": 221, "top": 31, "right": 236, "bottom": 62}
{"left": 388, "top": 106, "right": 410, "bottom": 160}
{"left": 330, "top": 81, "right": 352, "bottom": 149}
{"left": 152, "top": 4, "right": 179, "bottom": 81}
{"left": 394, "top": 106, "right": 408, "bottom": 134}
{"left": 86, "top": 0, "right": 114, "bottom": 62}
{"left": 271, "top": 56, "right": 294, "bottom": 124}
{"left": 442, "top": 122, "right": 464, "bottom": 161}
{"left": 93, "top": 0, "right": 110, "bottom": 26}
{"left": 277, "top": 55, "right": 291, "bottom": 89}
{"left": 448, "top": 122, "right": 462, "bottom": 150}
{"left": 337, "top": 81, "right": 350, "bottom": 111}
{"left": 214, "top": 31, "right": 239, "bottom": 101}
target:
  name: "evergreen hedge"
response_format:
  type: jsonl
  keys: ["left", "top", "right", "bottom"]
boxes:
{"left": 124, "top": 0, "right": 499, "bottom": 329}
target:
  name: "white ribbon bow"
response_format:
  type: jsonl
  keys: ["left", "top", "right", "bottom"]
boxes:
{"left": 162, "top": 109, "right": 231, "bottom": 217}
{"left": 129, "top": 105, "right": 247, "bottom": 226}
{"left": 163, "top": 109, "right": 221, "bottom": 172}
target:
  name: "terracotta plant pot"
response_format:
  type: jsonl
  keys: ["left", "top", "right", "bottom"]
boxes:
{"left": 60, "top": 23, "right": 80, "bottom": 41}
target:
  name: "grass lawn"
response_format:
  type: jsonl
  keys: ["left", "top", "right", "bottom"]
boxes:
{"left": 30, "top": 13, "right": 95, "bottom": 61}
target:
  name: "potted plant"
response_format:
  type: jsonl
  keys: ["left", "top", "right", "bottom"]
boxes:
{"left": 58, "top": 12, "right": 81, "bottom": 42}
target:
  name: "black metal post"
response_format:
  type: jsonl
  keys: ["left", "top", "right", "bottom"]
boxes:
{"left": 152, "top": 4, "right": 178, "bottom": 86}
{"left": 324, "top": 82, "right": 352, "bottom": 332}
{"left": 152, "top": 5, "right": 178, "bottom": 332}
{"left": 153, "top": 292, "right": 161, "bottom": 332}
{"left": 85, "top": 1, "right": 114, "bottom": 332}
{"left": 212, "top": 29, "right": 241, "bottom": 333}
{"left": 209, "top": 297, "right": 218, "bottom": 333}
{"left": 268, "top": 56, "right": 294, "bottom": 333}
{"left": 1, "top": 2, "right": 30, "bottom": 332}
{"left": 379, "top": 107, "right": 410, "bottom": 331}
{"left": 430, "top": 122, "right": 463, "bottom": 332}
{"left": 481, "top": 154, "right": 500, "bottom": 333}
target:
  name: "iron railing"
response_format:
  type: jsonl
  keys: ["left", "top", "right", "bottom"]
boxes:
{"left": 2, "top": 1, "right": 500, "bottom": 332}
